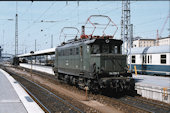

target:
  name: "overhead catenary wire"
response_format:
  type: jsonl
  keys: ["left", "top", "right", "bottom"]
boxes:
{"left": 135, "top": 16, "right": 168, "bottom": 26}
{"left": 24, "top": 1, "right": 122, "bottom": 37}
{"left": 19, "top": 2, "right": 67, "bottom": 41}
{"left": 19, "top": 2, "right": 33, "bottom": 17}
{"left": 19, "top": 2, "right": 56, "bottom": 35}
{"left": 25, "top": 1, "right": 121, "bottom": 44}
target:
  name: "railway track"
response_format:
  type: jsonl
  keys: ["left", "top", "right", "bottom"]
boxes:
{"left": 5, "top": 68, "right": 84, "bottom": 113}
{"left": 119, "top": 96, "right": 170, "bottom": 113}
{"left": 2, "top": 65, "right": 170, "bottom": 113}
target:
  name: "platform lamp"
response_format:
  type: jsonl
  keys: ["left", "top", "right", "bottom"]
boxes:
{"left": 30, "top": 51, "right": 34, "bottom": 77}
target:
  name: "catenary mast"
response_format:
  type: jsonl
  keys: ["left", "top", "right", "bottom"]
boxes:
{"left": 121, "top": 0, "right": 133, "bottom": 71}
{"left": 15, "top": 2, "right": 18, "bottom": 56}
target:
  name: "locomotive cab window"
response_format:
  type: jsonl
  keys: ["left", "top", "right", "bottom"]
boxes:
{"left": 115, "top": 46, "right": 118, "bottom": 54}
{"left": 91, "top": 44, "right": 100, "bottom": 54}
{"left": 102, "top": 44, "right": 109, "bottom": 53}
{"left": 111, "top": 45, "right": 121, "bottom": 54}
{"left": 160, "top": 54, "right": 166, "bottom": 64}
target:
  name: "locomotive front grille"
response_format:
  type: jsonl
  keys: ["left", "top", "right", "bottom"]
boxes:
{"left": 104, "top": 59, "right": 115, "bottom": 71}
{"left": 101, "top": 55, "right": 126, "bottom": 73}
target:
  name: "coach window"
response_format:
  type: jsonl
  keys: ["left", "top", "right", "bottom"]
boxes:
{"left": 150, "top": 55, "right": 152, "bottom": 63}
{"left": 142, "top": 55, "right": 146, "bottom": 64}
{"left": 148, "top": 55, "right": 149, "bottom": 63}
{"left": 145, "top": 55, "right": 147, "bottom": 63}
{"left": 132, "top": 55, "right": 136, "bottom": 63}
{"left": 160, "top": 54, "right": 166, "bottom": 64}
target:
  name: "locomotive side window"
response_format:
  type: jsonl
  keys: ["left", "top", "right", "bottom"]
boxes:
{"left": 58, "top": 50, "right": 61, "bottom": 56}
{"left": 132, "top": 55, "right": 135, "bottom": 63}
{"left": 64, "top": 49, "right": 67, "bottom": 56}
{"left": 160, "top": 54, "right": 166, "bottom": 64}
{"left": 61, "top": 50, "right": 64, "bottom": 56}
{"left": 73, "top": 48, "right": 76, "bottom": 55}
{"left": 76, "top": 48, "right": 79, "bottom": 55}
{"left": 70, "top": 48, "right": 73, "bottom": 55}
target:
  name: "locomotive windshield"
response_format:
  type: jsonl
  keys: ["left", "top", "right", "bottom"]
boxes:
{"left": 91, "top": 44, "right": 121, "bottom": 54}
{"left": 102, "top": 44, "right": 109, "bottom": 53}
{"left": 91, "top": 44, "right": 100, "bottom": 54}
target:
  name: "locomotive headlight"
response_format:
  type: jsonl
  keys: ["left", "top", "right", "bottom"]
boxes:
{"left": 105, "top": 39, "right": 110, "bottom": 43}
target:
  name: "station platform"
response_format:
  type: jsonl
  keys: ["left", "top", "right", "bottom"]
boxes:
{"left": 0, "top": 69, "right": 44, "bottom": 113}
{"left": 133, "top": 74, "right": 170, "bottom": 88}
{"left": 133, "top": 74, "right": 170, "bottom": 103}
{"left": 19, "top": 63, "right": 170, "bottom": 103}
{"left": 20, "top": 63, "right": 54, "bottom": 75}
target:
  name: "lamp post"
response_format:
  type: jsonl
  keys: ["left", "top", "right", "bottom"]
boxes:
{"left": 30, "top": 51, "right": 34, "bottom": 77}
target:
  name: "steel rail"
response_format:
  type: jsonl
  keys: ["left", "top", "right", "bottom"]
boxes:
{"left": 6, "top": 69, "right": 84, "bottom": 113}
{"left": 117, "top": 98, "right": 153, "bottom": 113}
{"left": 19, "top": 83, "right": 51, "bottom": 113}
{"left": 119, "top": 96, "right": 170, "bottom": 113}
{"left": 127, "top": 96, "right": 170, "bottom": 111}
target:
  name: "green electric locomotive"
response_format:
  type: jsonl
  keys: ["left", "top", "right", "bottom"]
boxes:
{"left": 53, "top": 15, "right": 134, "bottom": 93}
{"left": 53, "top": 37, "right": 134, "bottom": 92}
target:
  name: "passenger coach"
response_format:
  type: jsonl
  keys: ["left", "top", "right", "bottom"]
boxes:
{"left": 129, "top": 45, "right": 170, "bottom": 76}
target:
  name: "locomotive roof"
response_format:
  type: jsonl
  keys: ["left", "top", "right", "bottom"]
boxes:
{"left": 58, "top": 38, "right": 123, "bottom": 49}
{"left": 130, "top": 45, "right": 170, "bottom": 54}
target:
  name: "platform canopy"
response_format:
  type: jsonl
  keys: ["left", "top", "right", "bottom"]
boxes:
{"left": 17, "top": 48, "right": 55, "bottom": 57}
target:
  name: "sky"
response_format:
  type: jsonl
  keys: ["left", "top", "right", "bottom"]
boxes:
{"left": 0, "top": 1, "right": 169, "bottom": 55}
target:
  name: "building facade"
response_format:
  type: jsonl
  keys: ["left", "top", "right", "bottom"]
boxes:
{"left": 158, "top": 36, "right": 170, "bottom": 46}
{"left": 133, "top": 36, "right": 170, "bottom": 48}
{"left": 133, "top": 39, "right": 155, "bottom": 48}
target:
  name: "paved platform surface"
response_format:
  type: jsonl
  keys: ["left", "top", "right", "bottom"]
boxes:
{"left": 0, "top": 69, "right": 44, "bottom": 113}
{"left": 133, "top": 74, "right": 170, "bottom": 88}
{"left": 20, "top": 63, "right": 170, "bottom": 88}
{"left": 20, "top": 63, "right": 54, "bottom": 75}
